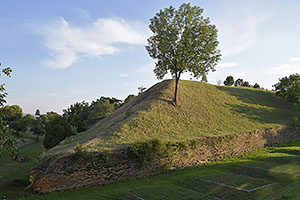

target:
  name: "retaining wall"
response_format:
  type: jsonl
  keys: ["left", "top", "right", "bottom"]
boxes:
{"left": 30, "top": 126, "right": 300, "bottom": 193}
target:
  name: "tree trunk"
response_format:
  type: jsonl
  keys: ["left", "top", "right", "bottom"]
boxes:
{"left": 173, "top": 77, "right": 179, "bottom": 104}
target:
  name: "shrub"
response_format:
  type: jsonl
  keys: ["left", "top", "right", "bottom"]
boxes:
{"left": 128, "top": 139, "right": 163, "bottom": 167}
{"left": 292, "top": 116, "right": 299, "bottom": 127}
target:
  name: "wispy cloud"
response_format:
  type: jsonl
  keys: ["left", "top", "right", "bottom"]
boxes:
{"left": 41, "top": 17, "right": 149, "bottom": 69}
{"left": 233, "top": 72, "right": 246, "bottom": 77}
{"left": 218, "top": 62, "right": 238, "bottom": 67}
{"left": 216, "top": 5, "right": 271, "bottom": 57}
{"left": 263, "top": 63, "right": 300, "bottom": 75}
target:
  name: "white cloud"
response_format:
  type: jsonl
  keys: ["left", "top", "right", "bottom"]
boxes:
{"left": 218, "top": 62, "right": 238, "bottom": 67}
{"left": 290, "top": 57, "right": 300, "bottom": 62}
{"left": 216, "top": 5, "right": 271, "bottom": 57}
{"left": 263, "top": 63, "right": 300, "bottom": 75}
{"left": 233, "top": 72, "right": 246, "bottom": 77}
{"left": 41, "top": 17, "right": 149, "bottom": 69}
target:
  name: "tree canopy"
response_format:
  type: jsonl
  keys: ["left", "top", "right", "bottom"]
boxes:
{"left": 0, "top": 62, "right": 17, "bottom": 159}
{"left": 273, "top": 74, "right": 300, "bottom": 104}
{"left": 43, "top": 115, "right": 74, "bottom": 149}
{"left": 224, "top": 76, "right": 234, "bottom": 86}
{"left": 146, "top": 3, "right": 221, "bottom": 103}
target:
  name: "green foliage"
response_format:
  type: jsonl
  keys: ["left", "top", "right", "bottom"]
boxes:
{"left": 31, "top": 117, "right": 45, "bottom": 141}
{"left": 35, "top": 109, "right": 40, "bottom": 116}
{"left": 146, "top": 3, "right": 221, "bottom": 103}
{"left": 138, "top": 85, "right": 147, "bottom": 94}
{"left": 62, "top": 97, "right": 122, "bottom": 131}
{"left": 0, "top": 62, "right": 17, "bottom": 159}
{"left": 1, "top": 105, "right": 27, "bottom": 134}
{"left": 253, "top": 83, "right": 260, "bottom": 89}
{"left": 123, "top": 94, "right": 136, "bottom": 105}
{"left": 0, "top": 131, "right": 18, "bottom": 159}
{"left": 2, "top": 105, "right": 23, "bottom": 122}
{"left": 128, "top": 139, "right": 163, "bottom": 166}
{"left": 88, "top": 97, "right": 121, "bottom": 125}
{"left": 43, "top": 115, "right": 74, "bottom": 149}
{"left": 74, "top": 143, "right": 86, "bottom": 156}
{"left": 224, "top": 76, "right": 234, "bottom": 86}
{"left": 63, "top": 101, "right": 90, "bottom": 132}
{"left": 234, "top": 78, "right": 244, "bottom": 87}
{"left": 292, "top": 116, "right": 299, "bottom": 127}
{"left": 241, "top": 81, "right": 250, "bottom": 87}
{"left": 273, "top": 74, "right": 300, "bottom": 104}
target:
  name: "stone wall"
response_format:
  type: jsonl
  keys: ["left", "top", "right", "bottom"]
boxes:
{"left": 30, "top": 126, "right": 300, "bottom": 193}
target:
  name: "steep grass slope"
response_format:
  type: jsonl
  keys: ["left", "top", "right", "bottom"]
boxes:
{"left": 44, "top": 80, "right": 300, "bottom": 159}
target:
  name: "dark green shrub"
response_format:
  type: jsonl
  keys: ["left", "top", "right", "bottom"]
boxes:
{"left": 292, "top": 116, "right": 299, "bottom": 127}
{"left": 128, "top": 139, "right": 163, "bottom": 167}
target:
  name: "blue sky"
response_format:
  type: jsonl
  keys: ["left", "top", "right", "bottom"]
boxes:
{"left": 1, "top": 0, "right": 300, "bottom": 114}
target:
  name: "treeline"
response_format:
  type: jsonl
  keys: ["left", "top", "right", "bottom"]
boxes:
{"left": 223, "top": 75, "right": 261, "bottom": 89}
{"left": 2, "top": 94, "right": 137, "bottom": 150}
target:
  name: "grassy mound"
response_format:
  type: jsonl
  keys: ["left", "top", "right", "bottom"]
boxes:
{"left": 43, "top": 80, "right": 300, "bottom": 159}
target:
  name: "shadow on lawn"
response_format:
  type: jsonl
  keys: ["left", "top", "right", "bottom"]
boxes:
{"left": 216, "top": 86, "right": 300, "bottom": 125}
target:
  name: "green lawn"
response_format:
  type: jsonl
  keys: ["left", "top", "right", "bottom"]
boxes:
{"left": 0, "top": 142, "right": 44, "bottom": 199}
{"left": 22, "top": 139, "right": 300, "bottom": 200}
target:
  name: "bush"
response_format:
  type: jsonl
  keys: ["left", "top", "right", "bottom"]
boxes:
{"left": 128, "top": 139, "right": 163, "bottom": 167}
{"left": 43, "top": 115, "right": 74, "bottom": 149}
{"left": 292, "top": 116, "right": 299, "bottom": 127}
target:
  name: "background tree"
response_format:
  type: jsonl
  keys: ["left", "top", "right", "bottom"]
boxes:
{"left": 43, "top": 115, "right": 74, "bottom": 149}
{"left": 2, "top": 105, "right": 23, "bottom": 122}
{"left": 0, "top": 62, "right": 17, "bottom": 159}
{"left": 2, "top": 105, "right": 25, "bottom": 135}
{"left": 224, "top": 76, "right": 234, "bottom": 86}
{"left": 63, "top": 101, "right": 89, "bottom": 132}
{"left": 138, "top": 85, "right": 147, "bottom": 94}
{"left": 31, "top": 117, "right": 45, "bottom": 142}
{"left": 273, "top": 74, "right": 300, "bottom": 104}
{"left": 88, "top": 97, "right": 119, "bottom": 125}
{"left": 234, "top": 78, "right": 244, "bottom": 87}
{"left": 146, "top": 3, "right": 221, "bottom": 104}
{"left": 253, "top": 83, "right": 260, "bottom": 89}
{"left": 242, "top": 81, "right": 250, "bottom": 87}
{"left": 122, "top": 94, "right": 136, "bottom": 105}
{"left": 35, "top": 109, "right": 40, "bottom": 116}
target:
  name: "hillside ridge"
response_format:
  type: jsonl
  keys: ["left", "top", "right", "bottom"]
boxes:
{"left": 39, "top": 79, "right": 300, "bottom": 161}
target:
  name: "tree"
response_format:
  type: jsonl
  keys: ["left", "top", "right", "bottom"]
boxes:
{"left": 35, "top": 109, "right": 41, "bottom": 116}
{"left": 242, "top": 81, "right": 250, "bottom": 87}
{"left": 146, "top": 3, "right": 221, "bottom": 104}
{"left": 2, "top": 105, "right": 23, "bottom": 122}
{"left": 253, "top": 83, "right": 260, "bottom": 89}
{"left": 224, "top": 76, "right": 234, "bottom": 86}
{"left": 123, "top": 94, "right": 136, "bottom": 105}
{"left": 43, "top": 115, "right": 74, "bottom": 149}
{"left": 138, "top": 85, "right": 147, "bottom": 94}
{"left": 273, "top": 74, "right": 300, "bottom": 104}
{"left": 234, "top": 78, "right": 244, "bottom": 87}
{"left": 2, "top": 105, "right": 25, "bottom": 135}
{"left": 31, "top": 117, "right": 45, "bottom": 142}
{"left": 0, "top": 62, "right": 17, "bottom": 159}
{"left": 63, "top": 101, "right": 89, "bottom": 132}
{"left": 88, "top": 97, "right": 117, "bottom": 125}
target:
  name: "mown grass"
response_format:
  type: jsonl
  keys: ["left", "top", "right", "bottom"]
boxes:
{"left": 0, "top": 142, "right": 45, "bottom": 199}
{"left": 41, "top": 80, "right": 300, "bottom": 165}
{"left": 23, "top": 139, "right": 300, "bottom": 200}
